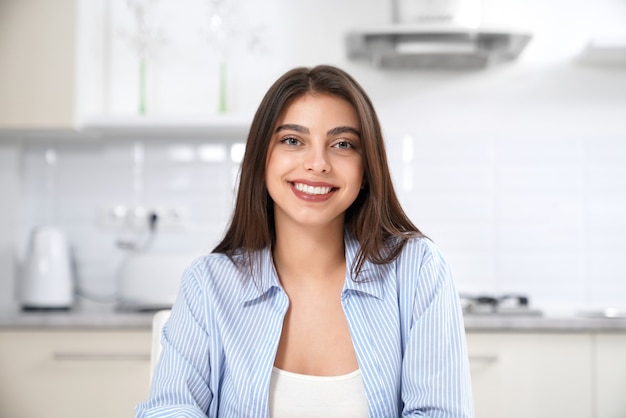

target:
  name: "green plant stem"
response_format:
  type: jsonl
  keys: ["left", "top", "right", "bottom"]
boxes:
{"left": 219, "top": 61, "right": 227, "bottom": 113}
{"left": 139, "top": 58, "right": 147, "bottom": 115}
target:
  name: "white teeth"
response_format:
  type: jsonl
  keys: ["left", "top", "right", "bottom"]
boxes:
{"left": 294, "top": 183, "right": 332, "bottom": 195}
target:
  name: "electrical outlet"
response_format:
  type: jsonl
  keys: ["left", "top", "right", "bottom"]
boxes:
{"left": 96, "top": 204, "right": 186, "bottom": 232}
{"left": 95, "top": 204, "right": 129, "bottom": 231}
{"left": 125, "top": 205, "right": 151, "bottom": 231}
{"left": 152, "top": 205, "right": 186, "bottom": 231}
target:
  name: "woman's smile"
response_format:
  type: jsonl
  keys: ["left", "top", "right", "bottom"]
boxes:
{"left": 292, "top": 182, "right": 334, "bottom": 196}
{"left": 290, "top": 180, "right": 338, "bottom": 202}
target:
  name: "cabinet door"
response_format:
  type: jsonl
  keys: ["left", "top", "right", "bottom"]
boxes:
{"left": 466, "top": 332, "right": 593, "bottom": 418}
{"left": 0, "top": 0, "right": 76, "bottom": 128}
{"left": 594, "top": 334, "right": 626, "bottom": 418}
{"left": 0, "top": 330, "right": 151, "bottom": 418}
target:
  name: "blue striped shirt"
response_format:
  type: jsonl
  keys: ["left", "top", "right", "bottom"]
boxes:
{"left": 136, "top": 235, "right": 474, "bottom": 417}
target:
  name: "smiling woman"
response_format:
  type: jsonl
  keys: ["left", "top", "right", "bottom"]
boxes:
{"left": 135, "top": 65, "right": 474, "bottom": 418}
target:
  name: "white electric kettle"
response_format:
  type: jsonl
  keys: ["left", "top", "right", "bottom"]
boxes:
{"left": 21, "top": 226, "right": 75, "bottom": 310}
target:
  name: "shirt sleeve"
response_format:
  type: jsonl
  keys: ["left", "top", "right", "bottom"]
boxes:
{"left": 400, "top": 240, "right": 474, "bottom": 417}
{"left": 135, "top": 258, "right": 213, "bottom": 418}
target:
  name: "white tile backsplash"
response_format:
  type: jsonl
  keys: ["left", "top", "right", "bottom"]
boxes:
{"left": 18, "top": 139, "right": 238, "bottom": 307}
{"left": 497, "top": 224, "right": 583, "bottom": 251}
{"left": 496, "top": 164, "right": 583, "bottom": 192}
{"left": 588, "top": 253, "right": 626, "bottom": 284}
{"left": 587, "top": 227, "right": 626, "bottom": 251}
{"left": 587, "top": 285, "right": 626, "bottom": 307}
{"left": 587, "top": 165, "right": 626, "bottom": 191}
{"left": 15, "top": 132, "right": 626, "bottom": 311}
{"left": 404, "top": 193, "right": 495, "bottom": 222}
{"left": 497, "top": 193, "right": 582, "bottom": 224}
{"left": 396, "top": 135, "right": 626, "bottom": 308}
{"left": 497, "top": 253, "right": 584, "bottom": 285}
{"left": 495, "top": 137, "right": 584, "bottom": 163}
{"left": 443, "top": 251, "right": 496, "bottom": 293}
{"left": 411, "top": 164, "right": 494, "bottom": 192}
{"left": 586, "top": 137, "right": 626, "bottom": 163}
{"left": 586, "top": 195, "right": 626, "bottom": 228}
{"left": 422, "top": 222, "right": 494, "bottom": 251}
{"left": 413, "top": 136, "right": 493, "bottom": 163}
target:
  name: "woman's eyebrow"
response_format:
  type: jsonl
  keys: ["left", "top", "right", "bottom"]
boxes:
{"left": 275, "top": 124, "right": 360, "bottom": 137}
{"left": 327, "top": 126, "right": 361, "bottom": 137}
{"left": 275, "top": 124, "right": 308, "bottom": 134}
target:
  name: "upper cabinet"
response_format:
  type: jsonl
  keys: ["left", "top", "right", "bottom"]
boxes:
{"left": 0, "top": 0, "right": 78, "bottom": 129}
{"left": 0, "top": 0, "right": 107, "bottom": 131}
{"left": 0, "top": 0, "right": 255, "bottom": 140}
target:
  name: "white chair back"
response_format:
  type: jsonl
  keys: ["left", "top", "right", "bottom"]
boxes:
{"left": 150, "top": 310, "right": 171, "bottom": 380}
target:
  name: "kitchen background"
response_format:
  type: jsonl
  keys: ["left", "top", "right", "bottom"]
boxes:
{"left": 1, "top": 0, "right": 625, "bottom": 314}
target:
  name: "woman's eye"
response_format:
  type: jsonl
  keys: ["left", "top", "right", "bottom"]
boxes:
{"left": 334, "top": 140, "right": 355, "bottom": 150}
{"left": 280, "top": 136, "right": 301, "bottom": 146}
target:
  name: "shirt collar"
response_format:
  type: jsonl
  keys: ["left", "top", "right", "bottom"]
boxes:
{"left": 240, "top": 248, "right": 283, "bottom": 305}
{"left": 239, "top": 232, "right": 390, "bottom": 304}
{"left": 342, "top": 232, "right": 388, "bottom": 301}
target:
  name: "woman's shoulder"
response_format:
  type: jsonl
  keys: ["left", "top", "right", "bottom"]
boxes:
{"left": 394, "top": 236, "right": 452, "bottom": 284}
{"left": 184, "top": 249, "right": 271, "bottom": 284}
{"left": 398, "top": 235, "right": 447, "bottom": 264}
{"left": 182, "top": 251, "right": 244, "bottom": 285}
{"left": 187, "top": 251, "right": 235, "bottom": 269}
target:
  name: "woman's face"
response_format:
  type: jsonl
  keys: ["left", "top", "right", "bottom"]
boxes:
{"left": 265, "top": 93, "right": 364, "bottom": 232}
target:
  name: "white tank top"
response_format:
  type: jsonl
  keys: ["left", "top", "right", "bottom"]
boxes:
{"left": 268, "top": 367, "right": 369, "bottom": 418}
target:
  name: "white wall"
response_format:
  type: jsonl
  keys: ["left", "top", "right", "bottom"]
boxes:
{"left": 3, "top": 0, "right": 626, "bottom": 311}
{"left": 0, "top": 143, "right": 20, "bottom": 308}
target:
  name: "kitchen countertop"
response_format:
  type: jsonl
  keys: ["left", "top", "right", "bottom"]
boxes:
{"left": 1, "top": 304, "right": 626, "bottom": 332}
{"left": 0, "top": 306, "right": 155, "bottom": 330}
{"left": 462, "top": 313, "right": 626, "bottom": 332}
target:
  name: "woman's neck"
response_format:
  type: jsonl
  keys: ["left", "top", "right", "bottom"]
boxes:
{"left": 272, "top": 224, "right": 346, "bottom": 286}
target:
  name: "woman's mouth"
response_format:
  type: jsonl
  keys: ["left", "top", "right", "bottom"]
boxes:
{"left": 293, "top": 182, "right": 334, "bottom": 195}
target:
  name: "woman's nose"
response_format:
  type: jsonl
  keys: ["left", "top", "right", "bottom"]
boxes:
{"left": 304, "top": 146, "right": 331, "bottom": 173}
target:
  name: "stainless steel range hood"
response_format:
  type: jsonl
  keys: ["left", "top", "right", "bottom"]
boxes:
{"left": 346, "top": 24, "right": 532, "bottom": 70}
{"left": 346, "top": 0, "right": 531, "bottom": 70}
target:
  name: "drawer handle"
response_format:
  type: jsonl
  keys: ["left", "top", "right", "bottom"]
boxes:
{"left": 52, "top": 352, "right": 150, "bottom": 362}
{"left": 469, "top": 355, "right": 499, "bottom": 364}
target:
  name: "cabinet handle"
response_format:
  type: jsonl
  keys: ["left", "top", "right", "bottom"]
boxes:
{"left": 52, "top": 352, "right": 150, "bottom": 362}
{"left": 468, "top": 355, "right": 499, "bottom": 364}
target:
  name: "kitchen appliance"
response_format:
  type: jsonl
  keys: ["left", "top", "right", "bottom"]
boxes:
{"left": 117, "top": 252, "right": 199, "bottom": 311}
{"left": 20, "top": 226, "right": 75, "bottom": 310}
{"left": 459, "top": 293, "right": 543, "bottom": 316}
{"left": 346, "top": 0, "right": 532, "bottom": 69}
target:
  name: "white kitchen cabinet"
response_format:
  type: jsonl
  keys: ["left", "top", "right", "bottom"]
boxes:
{"left": 594, "top": 334, "right": 626, "bottom": 418}
{"left": 0, "top": 0, "right": 103, "bottom": 130}
{"left": 466, "top": 332, "right": 593, "bottom": 418}
{"left": 0, "top": 0, "right": 76, "bottom": 128}
{"left": 0, "top": 330, "right": 151, "bottom": 418}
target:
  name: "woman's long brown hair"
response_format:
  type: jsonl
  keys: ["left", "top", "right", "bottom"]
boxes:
{"left": 213, "top": 65, "right": 423, "bottom": 279}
